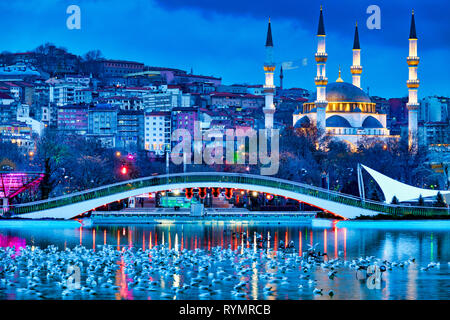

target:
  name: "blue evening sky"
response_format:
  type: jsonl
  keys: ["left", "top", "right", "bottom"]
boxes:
{"left": 0, "top": 0, "right": 448, "bottom": 97}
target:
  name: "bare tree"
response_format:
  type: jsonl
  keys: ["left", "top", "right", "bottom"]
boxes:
{"left": 33, "top": 130, "right": 69, "bottom": 199}
{"left": 83, "top": 50, "right": 103, "bottom": 62}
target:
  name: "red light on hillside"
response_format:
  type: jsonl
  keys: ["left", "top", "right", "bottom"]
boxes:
{"left": 120, "top": 166, "right": 128, "bottom": 175}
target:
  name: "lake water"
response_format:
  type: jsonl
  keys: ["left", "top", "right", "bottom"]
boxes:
{"left": 0, "top": 219, "right": 449, "bottom": 300}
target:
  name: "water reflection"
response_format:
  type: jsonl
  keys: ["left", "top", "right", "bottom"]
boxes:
{"left": 0, "top": 234, "right": 25, "bottom": 256}
{"left": 0, "top": 221, "right": 449, "bottom": 300}
{"left": 2, "top": 224, "right": 449, "bottom": 262}
{"left": 4, "top": 223, "right": 446, "bottom": 266}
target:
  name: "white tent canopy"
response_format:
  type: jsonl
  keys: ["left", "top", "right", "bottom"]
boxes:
{"left": 361, "top": 164, "right": 450, "bottom": 203}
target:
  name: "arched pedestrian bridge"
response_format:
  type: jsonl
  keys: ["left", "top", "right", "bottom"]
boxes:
{"left": 8, "top": 173, "right": 449, "bottom": 220}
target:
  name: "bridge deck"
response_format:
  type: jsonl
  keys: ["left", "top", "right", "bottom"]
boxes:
{"left": 9, "top": 173, "right": 449, "bottom": 218}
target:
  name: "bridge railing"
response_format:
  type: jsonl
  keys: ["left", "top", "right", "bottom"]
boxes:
{"left": 8, "top": 172, "right": 449, "bottom": 217}
{"left": 228, "top": 175, "right": 448, "bottom": 217}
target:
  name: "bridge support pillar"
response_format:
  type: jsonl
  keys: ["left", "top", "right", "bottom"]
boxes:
{"left": 128, "top": 197, "right": 136, "bottom": 208}
{"left": 1, "top": 198, "right": 8, "bottom": 215}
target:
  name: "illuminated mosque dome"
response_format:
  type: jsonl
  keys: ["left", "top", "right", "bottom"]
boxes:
{"left": 301, "top": 80, "right": 376, "bottom": 114}
{"left": 326, "top": 82, "right": 371, "bottom": 103}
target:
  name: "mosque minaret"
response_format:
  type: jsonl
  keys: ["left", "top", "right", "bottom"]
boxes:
{"left": 263, "top": 18, "right": 276, "bottom": 129}
{"left": 279, "top": 65, "right": 284, "bottom": 90}
{"left": 351, "top": 22, "right": 362, "bottom": 89}
{"left": 314, "top": 6, "right": 328, "bottom": 132}
{"left": 406, "top": 10, "right": 419, "bottom": 149}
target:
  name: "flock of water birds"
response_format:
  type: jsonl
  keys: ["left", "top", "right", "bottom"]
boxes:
{"left": 0, "top": 235, "right": 445, "bottom": 300}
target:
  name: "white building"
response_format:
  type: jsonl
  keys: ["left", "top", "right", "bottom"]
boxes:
{"left": 144, "top": 111, "right": 171, "bottom": 155}
{"left": 16, "top": 104, "right": 45, "bottom": 136}
{"left": 0, "top": 93, "right": 15, "bottom": 105}
{"left": 143, "top": 89, "right": 191, "bottom": 111}
{"left": 47, "top": 78, "right": 89, "bottom": 107}
{"left": 101, "top": 96, "right": 143, "bottom": 111}
{"left": 74, "top": 89, "right": 93, "bottom": 104}
{"left": 246, "top": 85, "right": 265, "bottom": 96}
{"left": 16, "top": 104, "right": 29, "bottom": 118}
{"left": 143, "top": 92, "right": 172, "bottom": 111}
{"left": 16, "top": 115, "right": 45, "bottom": 136}
{"left": 0, "top": 63, "right": 41, "bottom": 78}
{"left": 420, "top": 96, "right": 449, "bottom": 123}
{"left": 40, "top": 106, "right": 50, "bottom": 125}
{"left": 63, "top": 75, "right": 91, "bottom": 87}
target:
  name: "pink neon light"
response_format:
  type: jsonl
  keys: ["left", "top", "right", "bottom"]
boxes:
{"left": 0, "top": 172, "right": 45, "bottom": 198}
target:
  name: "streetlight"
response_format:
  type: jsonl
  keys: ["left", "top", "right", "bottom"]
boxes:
{"left": 165, "top": 147, "right": 170, "bottom": 207}
{"left": 300, "top": 168, "right": 308, "bottom": 182}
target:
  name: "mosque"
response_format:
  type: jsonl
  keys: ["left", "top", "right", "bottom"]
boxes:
{"left": 262, "top": 7, "right": 420, "bottom": 149}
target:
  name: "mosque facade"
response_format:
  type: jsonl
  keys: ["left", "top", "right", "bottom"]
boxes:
{"left": 273, "top": 7, "right": 420, "bottom": 148}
